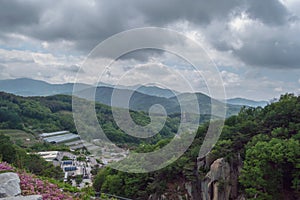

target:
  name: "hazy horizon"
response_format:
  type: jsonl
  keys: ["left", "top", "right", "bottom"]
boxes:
{"left": 0, "top": 77, "right": 273, "bottom": 102}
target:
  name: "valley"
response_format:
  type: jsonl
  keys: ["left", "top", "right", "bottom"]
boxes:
{"left": 0, "top": 86, "right": 299, "bottom": 199}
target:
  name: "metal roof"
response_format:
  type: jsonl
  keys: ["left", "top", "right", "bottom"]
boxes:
{"left": 44, "top": 133, "right": 80, "bottom": 143}
{"left": 70, "top": 144, "right": 85, "bottom": 150}
{"left": 37, "top": 151, "right": 59, "bottom": 155}
{"left": 64, "top": 140, "right": 83, "bottom": 146}
{"left": 40, "top": 131, "right": 69, "bottom": 137}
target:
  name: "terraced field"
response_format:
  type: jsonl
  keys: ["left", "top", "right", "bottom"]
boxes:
{"left": 0, "top": 129, "right": 38, "bottom": 147}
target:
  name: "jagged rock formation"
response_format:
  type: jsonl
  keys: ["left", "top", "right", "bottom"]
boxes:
{"left": 197, "top": 155, "right": 243, "bottom": 200}
{"left": 148, "top": 155, "right": 243, "bottom": 200}
{"left": 0, "top": 172, "right": 42, "bottom": 200}
{"left": 200, "top": 158, "right": 231, "bottom": 200}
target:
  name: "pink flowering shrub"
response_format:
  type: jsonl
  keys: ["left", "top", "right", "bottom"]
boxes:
{"left": 0, "top": 162, "right": 14, "bottom": 171}
{"left": 19, "top": 172, "right": 74, "bottom": 200}
{"left": 1, "top": 162, "right": 76, "bottom": 200}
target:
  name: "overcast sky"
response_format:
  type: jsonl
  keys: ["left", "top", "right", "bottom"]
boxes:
{"left": 0, "top": 0, "right": 300, "bottom": 100}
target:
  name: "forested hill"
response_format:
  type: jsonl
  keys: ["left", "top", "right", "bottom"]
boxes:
{"left": 93, "top": 94, "right": 300, "bottom": 200}
{"left": 0, "top": 92, "right": 183, "bottom": 146}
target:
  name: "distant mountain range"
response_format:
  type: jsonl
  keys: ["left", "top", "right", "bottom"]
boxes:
{"left": 75, "top": 86, "right": 233, "bottom": 116}
{"left": 0, "top": 78, "right": 177, "bottom": 98}
{"left": 227, "top": 98, "right": 269, "bottom": 108}
{"left": 0, "top": 78, "right": 268, "bottom": 117}
{"left": 0, "top": 78, "right": 90, "bottom": 96}
{"left": 125, "top": 85, "right": 178, "bottom": 98}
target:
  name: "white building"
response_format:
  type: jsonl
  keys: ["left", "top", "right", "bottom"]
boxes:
{"left": 37, "top": 151, "right": 59, "bottom": 162}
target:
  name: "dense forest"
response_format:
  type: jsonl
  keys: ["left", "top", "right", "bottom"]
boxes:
{"left": 93, "top": 94, "right": 300, "bottom": 200}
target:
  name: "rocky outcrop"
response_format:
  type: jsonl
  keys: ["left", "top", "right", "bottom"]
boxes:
{"left": 148, "top": 155, "right": 243, "bottom": 200}
{"left": 0, "top": 173, "right": 21, "bottom": 198}
{"left": 201, "top": 158, "right": 231, "bottom": 200}
{"left": 197, "top": 154, "right": 243, "bottom": 200}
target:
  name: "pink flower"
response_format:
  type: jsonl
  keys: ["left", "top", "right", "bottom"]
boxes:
{"left": 0, "top": 162, "right": 13, "bottom": 171}
{"left": 0, "top": 162, "right": 76, "bottom": 200}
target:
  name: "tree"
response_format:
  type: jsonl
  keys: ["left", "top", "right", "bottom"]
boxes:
{"left": 0, "top": 108, "right": 22, "bottom": 129}
{"left": 93, "top": 168, "right": 111, "bottom": 192}
{"left": 101, "top": 174, "right": 124, "bottom": 196}
{"left": 240, "top": 138, "right": 300, "bottom": 199}
{"left": 0, "top": 134, "right": 16, "bottom": 163}
{"left": 75, "top": 175, "right": 83, "bottom": 186}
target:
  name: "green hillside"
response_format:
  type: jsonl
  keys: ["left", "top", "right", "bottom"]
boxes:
{"left": 0, "top": 92, "right": 182, "bottom": 146}
{"left": 93, "top": 94, "right": 300, "bottom": 199}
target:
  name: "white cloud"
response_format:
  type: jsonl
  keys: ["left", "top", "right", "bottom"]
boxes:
{"left": 0, "top": 48, "right": 83, "bottom": 83}
{"left": 221, "top": 71, "right": 241, "bottom": 86}
{"left": 274, "top": 87, "right": 283, "bottom": 92}
{"left": 229, "top": 12, "right": 253, "bottom": 33}
{"left": 0, "top": 49, "right": 34, "bottom": 63}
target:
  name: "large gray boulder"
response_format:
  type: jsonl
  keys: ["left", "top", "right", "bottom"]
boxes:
{"left": 1, "top": 195, "right": 43, "bottom": 200}
{"left": 0, "top": 173, "right": 21, "bottom": 198}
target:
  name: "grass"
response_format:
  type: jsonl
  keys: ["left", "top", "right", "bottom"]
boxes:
{"left": 0, "top": 129, "right": 39, "bottom": 147}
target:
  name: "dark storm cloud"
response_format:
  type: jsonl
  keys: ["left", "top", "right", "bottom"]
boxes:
{"left": 0, "top": 0, "right": 243, "bottom": 50}
{"left": 21, "top": 0, "right": 242, "bottom": 52}
{"left": 245, "top": 0, "right": 290, "bottom": 25}
{"left": 118, "top": 49, "right": 165, "bottom": 62}
{"left": 0, "top": 0, "right": 299, "bottom": 68}
{"left": 201, "top": 0, "right": 300, "bottom": 69}
{"left": 0, "top": 0, "right": 42, "bottom": 31}
{"left": 233, "top": 39, "right": 300, "bottom": 69}
{"left": 87, "top": 29, "right": 186, "bottom": 60}
{"left": 0, "top": 0, "right": 290, "bottom": 41}
{"left": 132, "top": 0, "right": 241, "bottom": 25}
